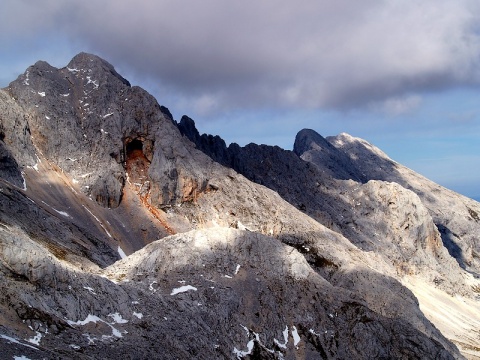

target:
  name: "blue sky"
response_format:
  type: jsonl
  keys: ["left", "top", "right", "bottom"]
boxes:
{"left": 1, "top": 1, "right": 479, "bottom": 199}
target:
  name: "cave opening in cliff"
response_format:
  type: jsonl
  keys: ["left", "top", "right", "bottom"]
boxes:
{"left": 125, "top": 138, "right": 150, "bottom": 185}
{"left": 126, "top": 139, "right": 144, "bottom": 159}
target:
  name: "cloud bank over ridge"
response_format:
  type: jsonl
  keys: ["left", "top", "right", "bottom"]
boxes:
{"left": 2, "top": 0, "right": 480, "bottom": 115}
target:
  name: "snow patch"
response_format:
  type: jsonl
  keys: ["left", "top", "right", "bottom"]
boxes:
{"left": 14, "top": 356, "right": 32, "bottom": 360}
{"left": 66, "top": 314, "right": 124, "bottom": 338}
{"left": 61, "top": 93, "right": 70, "bottom": 97}
{"left": 133, "top": 312, "right": 143, "bottom": 319}
{"left": 171, "top": 285, "right": 197, "bottom": 295}
{"left": 0, "top": 334, "right": 37, "bottom": 350}
{"left": 274, "top": 326, "right": 289, "bottom": 349}
{"left": 27, "top": 163, "right": 39, "bottom": 173}
{"left": 291, "top": 326, "right": 300, "bottom": 347}
{"left": 45, "top": 115, "right": 50, "bottom": 120}
{"left": 118, "top": 246, "right": 127, "bottom": 259}
{"left": 103, "top": 113, "right": 114, "bottom": 118}
{"left": 233, "top": 339, "right": 254, "bottom": 358}
{"left": 234, "top": 264, "right": 241, "bottom": 275}
{"left": 21, "top": 172, "right": 27, "bottom": 191}
{"left": 23, "top": 71, "right": 30, "bottom": 85}
{"left": 27, "top": 331, "right": 42, "bottom": 346}
{"left": 67, "top": 67, "right": 79, "bottom": 73}
{"left": 149, "top": 281, "right": 158, "bottom": 293}
{"left": 224, "top": 275, "right": 232, "bottom": 279}
{"left": 108, "top": 312, "right": 128, "bottom": 324}
{"left": 86, "top": 76, "right": 99, "bottom": 89}
{"left": 38, "top": 91, "right": 45, "bottom": 97}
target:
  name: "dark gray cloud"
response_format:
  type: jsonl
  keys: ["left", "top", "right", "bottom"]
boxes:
{"left": 2, "top": 0, "right": 480, "bottom": 114}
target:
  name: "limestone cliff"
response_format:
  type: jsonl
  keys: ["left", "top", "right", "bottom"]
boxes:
{"left": 0, "top": 53, "right": 478, "bottom": 359}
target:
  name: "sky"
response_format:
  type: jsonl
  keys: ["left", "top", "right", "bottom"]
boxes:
{"left": 1, "top": 1, "right": 479, "bottom": 199}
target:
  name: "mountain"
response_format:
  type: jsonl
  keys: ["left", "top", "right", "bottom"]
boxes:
{"left": 0, "top": 52, "right": 479, "bottom": 359}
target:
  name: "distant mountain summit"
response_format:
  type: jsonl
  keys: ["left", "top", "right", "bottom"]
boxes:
{"left": 0, "top": 52, "right": 478, "bottom": 359}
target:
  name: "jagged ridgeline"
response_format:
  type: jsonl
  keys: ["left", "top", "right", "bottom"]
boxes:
{"left": 0, "top": 52, "right": 478, "bottom": 359}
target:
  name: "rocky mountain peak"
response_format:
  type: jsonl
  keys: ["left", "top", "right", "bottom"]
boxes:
{"left": 293, "top": 128, "right": 364, "bottom": 182}
{"left": 65, "top": 52, "right": 131, "bottom": 87}
{"left": 293, "top": 128, "right": 332, "bottom": 156}
{"left": 0, "top": 53, "right": 478, "bottom": 359}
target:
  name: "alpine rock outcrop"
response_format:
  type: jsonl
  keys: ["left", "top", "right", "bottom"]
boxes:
{"left": 0, "top": 53, "right": 478, "bottom": 359}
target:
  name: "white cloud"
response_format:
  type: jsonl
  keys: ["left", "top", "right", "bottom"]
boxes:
{"left": 1, "top": 0, "right": 480, "bottom": 113}
{"left": 370, "top": 95, "right": 423, "bottom": 116}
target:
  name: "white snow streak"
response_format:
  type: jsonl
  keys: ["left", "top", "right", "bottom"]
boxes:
{"left": 83, "top": 286, "right": 96, "bottom": 295}
{"left": 14, "top": 356, "right": 32, "bottom": 360}
{"left": 291, "top": 326, "right": 301, "bottom": 347}
{"left": 82, "top": 205, "right": 112, "bottom": 238}
{"left": 66, "top": 314, "right": 124, "bottom": 338}
{"left": 274, "top": 326, "right": 289, "bottom": 349}
{"left": 53, "top": 209, "right": 71, "bottom": 218}
{"left": 41, "top": 201, "right": 71, "bottom": 218}
{"left": 170, "top": 285, "right": 197, "bottom": 295}
{"left": 21, "top": 172, "right": 27, "bottom": 191}
{"left": 118, "top": 246, "right": 127, "bottom": 259}
{"left": 103, "top": 113, "right": 114, "bottom": 118}
{"left": 38, "top": 91, "right": 45, "bottom": 97}
{"left": 0, "top": 334, "right": 37, "bottom": 350}
{"left": 234, "top": 264, "right": 241, "bottom": 275}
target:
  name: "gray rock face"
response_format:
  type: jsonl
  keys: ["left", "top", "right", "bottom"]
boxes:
{"left": 180, "top": 121, "right": 480, "bottom": 357}
{"left": 180, "top": 122, "right": 461, "bottom": 291}
{"left": 0, "top": 53, "right": 475, "bottom": 358}
{"left": 326, "top": 132, "right": 480, "bottom": 276}
{"left": 293, "top": 128, "right": 363, "bottom": 181}
{"left": 0, "top": 90, "right": 37, "bottom": 187}
{"left": 0, "top": 225, "right": 460, "bottom": 359}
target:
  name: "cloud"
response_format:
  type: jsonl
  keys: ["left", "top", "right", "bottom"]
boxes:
{"left": 2, "top": 0, "right": 480, "bottom": 114}
{"left": 369, "top": 95, "right": 423, "bottom": 116}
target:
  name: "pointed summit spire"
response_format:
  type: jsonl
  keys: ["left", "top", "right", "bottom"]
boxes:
{"left": 66, "top": 52, "right": 131, "bottom": 87}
